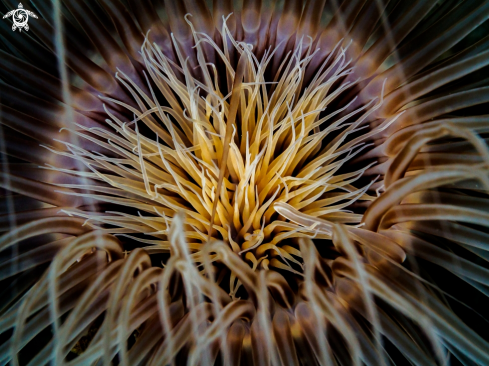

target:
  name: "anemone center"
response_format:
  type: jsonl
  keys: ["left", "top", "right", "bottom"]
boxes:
{"left": 53, "top": 21, "right": 396, "bottom": 284}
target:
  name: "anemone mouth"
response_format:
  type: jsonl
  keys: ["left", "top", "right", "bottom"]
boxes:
{"left": 1, "top": 0, "right": 489, "bottom": 365}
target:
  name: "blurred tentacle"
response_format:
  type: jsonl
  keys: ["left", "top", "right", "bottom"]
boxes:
{"left": 98, "top": 0, "right": 145, "bottom": 62}
{"left": 360, "top": 1, "right": 489, "bottom": 101}
{"left": 348, "top": 0, "right": 438, "bottom": 82}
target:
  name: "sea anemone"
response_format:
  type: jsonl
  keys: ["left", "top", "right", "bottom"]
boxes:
{"left": 1, "top": 0, "right": 489, "bottom": 364}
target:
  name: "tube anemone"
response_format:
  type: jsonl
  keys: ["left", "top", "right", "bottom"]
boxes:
{"left": 1, "top": 0, "right": 489, "bottom": 365}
